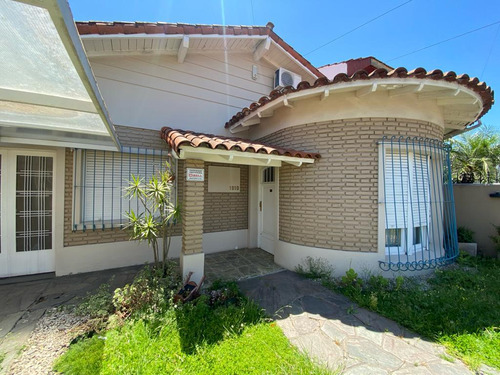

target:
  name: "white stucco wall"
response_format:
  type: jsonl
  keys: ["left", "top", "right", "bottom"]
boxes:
{"left": 248, "top": 90, "right": 446, "bottom": 140}
{"left": 55, "top": 229, "right": 248, "bottom": 275}
{"left": 89, "top": 53, "right": 280, "bottom": 135}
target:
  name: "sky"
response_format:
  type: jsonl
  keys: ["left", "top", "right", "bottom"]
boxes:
{"left": 68, "top": 0, "right": 500, "bottom": 133}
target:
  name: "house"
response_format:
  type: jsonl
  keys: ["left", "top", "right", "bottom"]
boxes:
{"left": 0, "top": 0, "right": 494, "bottom": 281}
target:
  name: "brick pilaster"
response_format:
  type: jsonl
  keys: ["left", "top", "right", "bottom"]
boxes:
{"left": 182, "top": 160, "right": 205, "bottom": 255}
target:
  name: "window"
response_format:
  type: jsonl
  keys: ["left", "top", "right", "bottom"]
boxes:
{"left": 73, "top": 148, "right": 173, "bottom": 230}
{"left": 385, "top": 228, "right": 401, "bottom": 247}
{"left": 383, "top": 149, "right": 430, "bottom": 255}
{"left": 380, "top": 137, "right": 459, "bottom": 270}
{"left": 263, "top": 167, "right": 275, "bottom": 183}
{"left": 16, "top": 156, "right": 53, "bottom": 251}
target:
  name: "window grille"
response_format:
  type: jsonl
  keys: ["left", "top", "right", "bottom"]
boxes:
{"left": 73, "top": 147, "right": 173, "bottom": 231}
{"left": 16, "top": 156, "right": 53, "bottom": 251}
{"left": 263, "top": 167, "right": 275, "bottom": 183}
{"left": 380, "top": 136, "right": 458, "bottom": 271}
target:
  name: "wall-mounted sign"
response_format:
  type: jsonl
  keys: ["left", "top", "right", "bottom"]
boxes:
{"left": 208, "top": 166, "right": 240, "bottom": 192}
{"left": 186, "top": 168, "right": 204, "bottom": 181}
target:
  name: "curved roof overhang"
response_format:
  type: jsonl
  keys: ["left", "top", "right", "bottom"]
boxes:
{"left": 226, "top": 68, "right": 494, "bottom": 138}
{"left": 0, "top": 0, "right": 120, "bottom": 150}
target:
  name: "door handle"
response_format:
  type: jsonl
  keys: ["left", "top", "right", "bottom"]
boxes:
{"left": 259, "top": 201, "right": 262, "bottom": 211}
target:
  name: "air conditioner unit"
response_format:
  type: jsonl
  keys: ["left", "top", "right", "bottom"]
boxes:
{"left": 274, "top": 68, "right": 302, "bottom": 89}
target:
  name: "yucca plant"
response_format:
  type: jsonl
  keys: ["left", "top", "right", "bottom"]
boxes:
{"left": 124, "top": 161, "right": 180, "bottom": 270}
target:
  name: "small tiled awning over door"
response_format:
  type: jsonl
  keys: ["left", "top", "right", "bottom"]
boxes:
{"left": 160, "top": 126, "right": 320, "bottom": 284}
{"left": 160, "top": 127, "right": 321, "bottom": 167}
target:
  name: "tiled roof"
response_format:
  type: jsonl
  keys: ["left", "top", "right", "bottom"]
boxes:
{"left": 225, "top": 67, "right": 494, "bottom": 128}
{"left": 75, "top": 21, "right": 323, "bottom": 78}
{"left": 160, "top": 127, "right": 321, "bottom": 160}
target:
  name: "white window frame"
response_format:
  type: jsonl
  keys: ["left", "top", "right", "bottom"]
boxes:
{"left": 381, "top": 147, "right": 431, "bottom": 256}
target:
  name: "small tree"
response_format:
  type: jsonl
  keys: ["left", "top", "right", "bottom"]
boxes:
{"left": 124, "top": 161, "right": 180, "bottom": 271}
{"left": 450, "top": 127, "right": 500, "bottom": 183}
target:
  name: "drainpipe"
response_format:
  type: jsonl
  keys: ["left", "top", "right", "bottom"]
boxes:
{"left": 444, "top": 120, "right": 482, "bottom": 139}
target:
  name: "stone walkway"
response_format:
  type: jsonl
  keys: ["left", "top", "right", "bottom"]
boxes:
{"left": 238, "top": 270, "right": 473, "bottom": 375}
{"left": 205, "top": 248, "right": 283, "bottom": 282}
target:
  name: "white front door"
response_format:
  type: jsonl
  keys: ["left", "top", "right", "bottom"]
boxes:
{"left": 258, "top": 167, "right": 277, "bottom": 254}
{"left": 0, "top": 150, "right": 56, "bottom": 277}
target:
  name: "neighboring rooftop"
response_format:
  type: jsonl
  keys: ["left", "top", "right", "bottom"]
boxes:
{"left": 319, "top": 57, "right": 393, "bottom": 79}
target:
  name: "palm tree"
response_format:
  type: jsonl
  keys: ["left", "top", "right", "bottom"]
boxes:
{"left": 450, "top": 127, "right": 500, "bottom": 184}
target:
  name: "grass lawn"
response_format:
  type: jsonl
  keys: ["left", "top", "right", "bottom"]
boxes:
{"left": 325, "top": 253, "right": 500, "bottom": 370}
{"left": 54, "top": 272, "right": 331, "bottom": 375}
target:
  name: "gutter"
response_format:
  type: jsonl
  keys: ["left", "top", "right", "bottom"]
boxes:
{"left": 444, "top": 120, "right": 482, "bottom": 139}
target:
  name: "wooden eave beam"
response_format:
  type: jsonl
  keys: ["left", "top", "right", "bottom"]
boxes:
{"left": 177, "top": 36, "right": 189, "bottom": 63}
{"left": 418, "top": 88, "right": 460, "bottom": 99}
{"left": 356, "top": 83, "right": 378, "bottom": 97}
{"left": 388, "top": 83, "right": 425, "bottom": 97}
{"left": 320, "top": 89, "right": 330, "bottom": 101}
{"left": 253, "top": 37, "right": 271, "bottom": 62}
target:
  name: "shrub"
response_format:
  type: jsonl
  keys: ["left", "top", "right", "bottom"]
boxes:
{"left": 75, "top": 282, "right": 114, "bottom": 320}
{"left": 490, "top": 225, "right": 500, "bottom": 255}
{"left": 113, "top": 262, "right": 179, "bottom": 320}
{"left": 295, "top": 257, "right": 333, "bottom": 280}
{"left": 457, "top": 226, "right": 475, "bottom": 243}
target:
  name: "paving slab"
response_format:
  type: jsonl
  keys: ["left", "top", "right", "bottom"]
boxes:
{"left": 238, "top": 270, "right": 474, "bottom": 374}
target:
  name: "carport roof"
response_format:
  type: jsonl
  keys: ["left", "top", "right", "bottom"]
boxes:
{"left": 0, "top": 0, "right": 119, "bottom": 150}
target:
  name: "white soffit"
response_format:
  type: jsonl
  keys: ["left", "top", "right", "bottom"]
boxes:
{"left": 0, "top": 0, "right": 119, "bottom": 150}
{"left": 175, "top": 146, "right": 315, "bottom": 167}
{"left": 229, "top": 78, "right": 484, "bottom": 134}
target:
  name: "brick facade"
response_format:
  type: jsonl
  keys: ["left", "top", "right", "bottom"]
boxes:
{"left": 182, "top": 160, "right": 205, "bottom": 254}
{"left": 203, "top": 163, "right": 248, "bottom": 233}
{"left": 114, "top": 125, "right": 167, "bottom": 150}
{"left": 258, "top": 118, "right": 444, "bottom": 252}
{"left": 64, "top": 126, "right": 249, "bottom": 248}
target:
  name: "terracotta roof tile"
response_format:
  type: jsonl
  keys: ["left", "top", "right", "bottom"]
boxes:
{"left": 160, "top": 127, "right": 321, "bottom": 160}
{"left": 225, "top": 67, "right": 494, "bottom": 128}
{"left": 76, "top": 21, "right": 323, "bottom": 79}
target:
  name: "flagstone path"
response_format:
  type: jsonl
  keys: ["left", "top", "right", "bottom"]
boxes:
{"left": 238, "top": 270, "right": 474, "bottom": 375}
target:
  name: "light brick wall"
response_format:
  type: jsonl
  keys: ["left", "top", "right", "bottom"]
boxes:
{"left": 64, "top": 126, "right": 249, "bottom": 247}
{"left": 114, "top": 125, "right": 166, "bottom": 150}
{"left": 182, "top": 160, "right": 204, "bottom": 254}
{"left": 203, "top": 163, "right": 248, "bottom": 233}
{"left": 258, "top": 117, "right": 444, "bottom": 252}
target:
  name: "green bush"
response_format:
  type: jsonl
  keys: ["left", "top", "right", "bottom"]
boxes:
{"left": 55, "top": 281, "right": 331, "bottom": 375}
{"left": 175, "top": 281, "right": 264, "bottom": 354}
{"left": 332, "top": 254, "right": 500, "bottom": 370}
{"left": 457, "top": 226, "right": 475, "bottom": 243}
{"left": 490, "top": 225, "right": 500, "bottom": 254}
{"left": 113, "top": 262, "right": 179, "bottom": 321}
{"left": 295, "top": 256, "right": 333, "bottom": 280}
{"left": 75, "top": 282, "right": 114, "bottom": 320}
